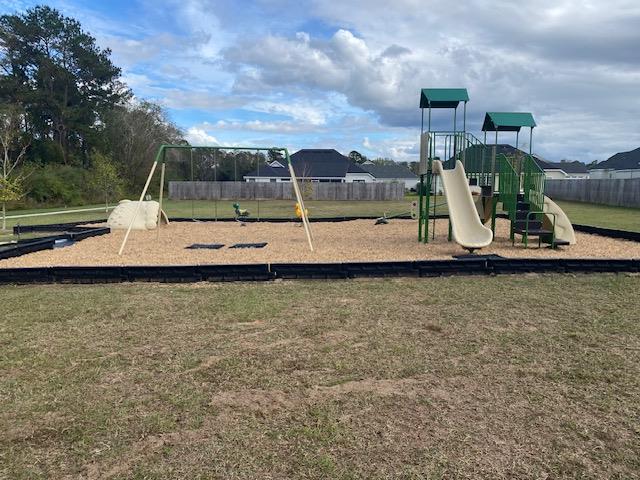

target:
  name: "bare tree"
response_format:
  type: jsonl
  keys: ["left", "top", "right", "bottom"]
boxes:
{"left": 298, "top": 161, "right": 314, "bottom": 201}
{"left": 88, "top": 150, "right": 124, "bottom": 212}
{"left": 104, "top": 101, "right": 183, "bottom": 190}
{"left": 0, "top": 105, "right": 30, "bottom": 230}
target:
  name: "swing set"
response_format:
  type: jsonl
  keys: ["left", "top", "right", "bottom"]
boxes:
{"left": 117, "top": 145, "right": 314, "bottom": 255}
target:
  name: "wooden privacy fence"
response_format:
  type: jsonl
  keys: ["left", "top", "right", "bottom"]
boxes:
{"left": 545, "top": 178, "right": 640, "bottom": 208}
{"left": 168, "top": 181, "right": 406, "bottom": 201}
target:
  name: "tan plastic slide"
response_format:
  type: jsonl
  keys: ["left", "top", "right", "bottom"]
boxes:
{"left": 433, "top": 160, "right": 493, "bottom": 251}
{"left": 542, "top": 195, "right": 577, "bottom": 245}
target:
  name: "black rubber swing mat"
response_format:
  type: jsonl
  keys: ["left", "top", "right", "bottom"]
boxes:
{"left": 229, "top": 242, "right": 268, "bottom": 249}
{"left": 186, "top": 243, "right": 225, "bottom": 250}
{"left": 452, "top": 254, "right": 504, "bottom": 260}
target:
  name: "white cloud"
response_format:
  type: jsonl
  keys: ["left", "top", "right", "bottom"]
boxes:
{"left": 160, "top": 89, "right": 245, "bottom": 110}
{"left": 360, "top": 135, "right": 419, "bottom": 162}
{"left": 18, "top": 0, "right": 638, "bottom": 161}
{"left": 219, "top": 1, "right": 640, "bottom": 160}
{"left": 200, "top": 119, "right": 320, "bottom": 133}
{"left": 249, "top": 101, "right": 328, "bottom": 126}
{"left": 185, "top": 127, "right": 219, "bottom": 145}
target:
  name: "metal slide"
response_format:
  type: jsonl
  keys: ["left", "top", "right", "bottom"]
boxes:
{"left": 433, "top": 160, "right": 493, "bottom": 251}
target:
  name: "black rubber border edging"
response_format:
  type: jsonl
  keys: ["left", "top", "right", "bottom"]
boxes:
{"left": 0, "top": 227, "right": 110, "bottom": 261}
{"left": 0, "top": 264, "right": 273, "bottom": 284}
{"left": 1, "top": 258, "right": 638, "bottom": 285}
{"left": 13, "top": 219, "right": 107, "bottom": 234}
{"left": 572, "top": 224, "right": 640, "bottom": 243}
{"left": 2, "top": 217, "right": 639, "bottom": 284}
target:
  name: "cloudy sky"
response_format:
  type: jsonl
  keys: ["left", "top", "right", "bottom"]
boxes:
{"left": 3, "top": 0, "right": 640, "bottom": 162}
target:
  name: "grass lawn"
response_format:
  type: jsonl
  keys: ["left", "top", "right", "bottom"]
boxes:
{"left": 554, "top": 200, "right": 640, "bottom": 232}
{"left": 1, "top": 275, "right": 639, "bottom": 478}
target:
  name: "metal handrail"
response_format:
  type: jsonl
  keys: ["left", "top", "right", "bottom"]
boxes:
{"left": 518, "top": 210, "right": 556, "bottom": 248}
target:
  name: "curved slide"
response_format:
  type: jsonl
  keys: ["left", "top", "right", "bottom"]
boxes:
{"left": 543, "top": 195, "right": 577, "bottom": 245}
{"left": 433, "top": 160, "right": 493, "bottom": 251}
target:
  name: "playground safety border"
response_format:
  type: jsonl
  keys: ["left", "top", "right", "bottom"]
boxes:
{"left": 1, "top": 217, "right": 639, "bottom": 284}
{"left": 0, "top": 227, "right": 110, "bottom": 261}
{"left": 571, "top": 224, "right": 640, "bottom": 243}
{"left": 0, "top": 258, "right": 638, "bottom": 285}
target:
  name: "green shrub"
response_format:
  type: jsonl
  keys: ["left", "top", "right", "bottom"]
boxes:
{"left": 30, "top": 140, "right": 67, "bottom": 166}
{"left": 26, "top": 164, "right": 91, "bottom": 207}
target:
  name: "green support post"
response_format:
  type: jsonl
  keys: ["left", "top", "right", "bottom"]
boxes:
{"left": 424, "top": 170, "right": 432, "bottom": 243}
{"left": 418, "top": 174, "right": 425, "bottom": 242}
{"left": 431, "top": 174, "right": 436, "bottom": 240}
{"left": 491, "top": 197, "right": 498, "bottom": 238}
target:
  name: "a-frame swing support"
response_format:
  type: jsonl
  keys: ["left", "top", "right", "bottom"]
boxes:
{"left": 117, "top": 145, "right": 314, "bottom": 256}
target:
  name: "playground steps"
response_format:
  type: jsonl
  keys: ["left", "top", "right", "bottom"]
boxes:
{"left": 511, "top": 198, "right": 556, "bottom": 247}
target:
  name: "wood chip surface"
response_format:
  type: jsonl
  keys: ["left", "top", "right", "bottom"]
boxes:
{"left": 2, "top": 219, "right": 639, "bottom": 268}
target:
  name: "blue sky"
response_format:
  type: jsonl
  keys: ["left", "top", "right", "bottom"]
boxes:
{"left": 2, "top": 0, "right": 640, "bottom": 162}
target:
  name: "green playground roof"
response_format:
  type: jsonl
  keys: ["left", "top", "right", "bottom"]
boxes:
{"left": 482, "top": 112, "right": 536, "bottom": 132}
{"left": 420, "top": 88, "right": 469, "bottom": 108}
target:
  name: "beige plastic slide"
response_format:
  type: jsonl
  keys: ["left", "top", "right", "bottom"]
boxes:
{"left": 433, "top": 160, "right": 493, "bottom": 251}
{"left": 107, "top": 200, "right": 168, "bottom": 230}
{"left": 542, "top": 195, "right": 577, "bottom": 245}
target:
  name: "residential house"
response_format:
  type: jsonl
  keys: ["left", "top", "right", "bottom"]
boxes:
{"left": 535, "top": 159, "right": 590, "bottom": 179}
{"left": 359, "top": 163, "right": 419, "bottom": 189}
{"left": 589, "top": 147, "right": 640, "bottom": 179}
{"left": 244, "top": 149, "right": 417, "bottom": 188}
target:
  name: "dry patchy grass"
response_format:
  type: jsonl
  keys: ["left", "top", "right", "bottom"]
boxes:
{"left": 1, "top": 275, "right": 639, "bottom": 479}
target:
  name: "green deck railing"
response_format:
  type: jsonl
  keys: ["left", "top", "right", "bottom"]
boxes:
{"left": 497, "top": 154, "right": 519, "bottom": 239}
{"left": 441, "top": 133, "right": 495, "bottom": 188}
{"left": 522, "top": 154, "right": 545, "bottom": 214}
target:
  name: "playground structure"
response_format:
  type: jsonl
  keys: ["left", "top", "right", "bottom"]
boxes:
{"left": 417, "top": 88, "right": 576, "bottom": 251}
{"left": 10, "top": 86, "right": 640, "bottom": 278}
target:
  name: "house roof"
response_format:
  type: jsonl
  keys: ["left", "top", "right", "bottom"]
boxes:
{"left": 590, "top": 147, "right": 640, "bottom": 171}
{"left": 360, "top": 164, "right": 417, "bottom": 179}
{"left": 492, "top": 144, "right": 540, "bottom": 160}
{"left": 244, "top": 149, "right": 368, "bottom": 178}
{"left": 482, "top": 112, "right": 536, "bottom": 132}
{"left": 455, "top": 144, "right": 588, "bottom": 174}
{"left": 536, "top": 159, "right": 589, "bottom": 174}
{"left": 457, "top": 144, "right": 543, "bottom": 163}
{"left": 420, "top": 88, "right": 469, "bottom": 109}
{"left": 291, "top": 149, "right": 367, "bottom": 177}
{"left": 245, "top": 163, "right": 290, "bottom": 178}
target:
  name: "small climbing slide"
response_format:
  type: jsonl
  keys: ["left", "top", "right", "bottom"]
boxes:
{"left": 433, "top": 160, "right": 493, "bottom": 251}
{"left": 542, "top": 195, "right": 577, "bottom": 245}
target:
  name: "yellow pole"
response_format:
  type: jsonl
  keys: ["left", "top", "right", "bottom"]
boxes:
{"left": 118, "top": 160, "right": 158, "bottom": 256}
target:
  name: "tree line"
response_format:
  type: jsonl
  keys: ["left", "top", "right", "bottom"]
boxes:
{"left": 0, "top": 5, "right": 416, "bottom": 228}
{"left": 0, "top": 5, "right": 308, "bottom": 225}
{"left": 349, "top": 150, "right": 419, "bottom": 174}
{"left": 0, "top": 5, "right": 185, "bottom": 221}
